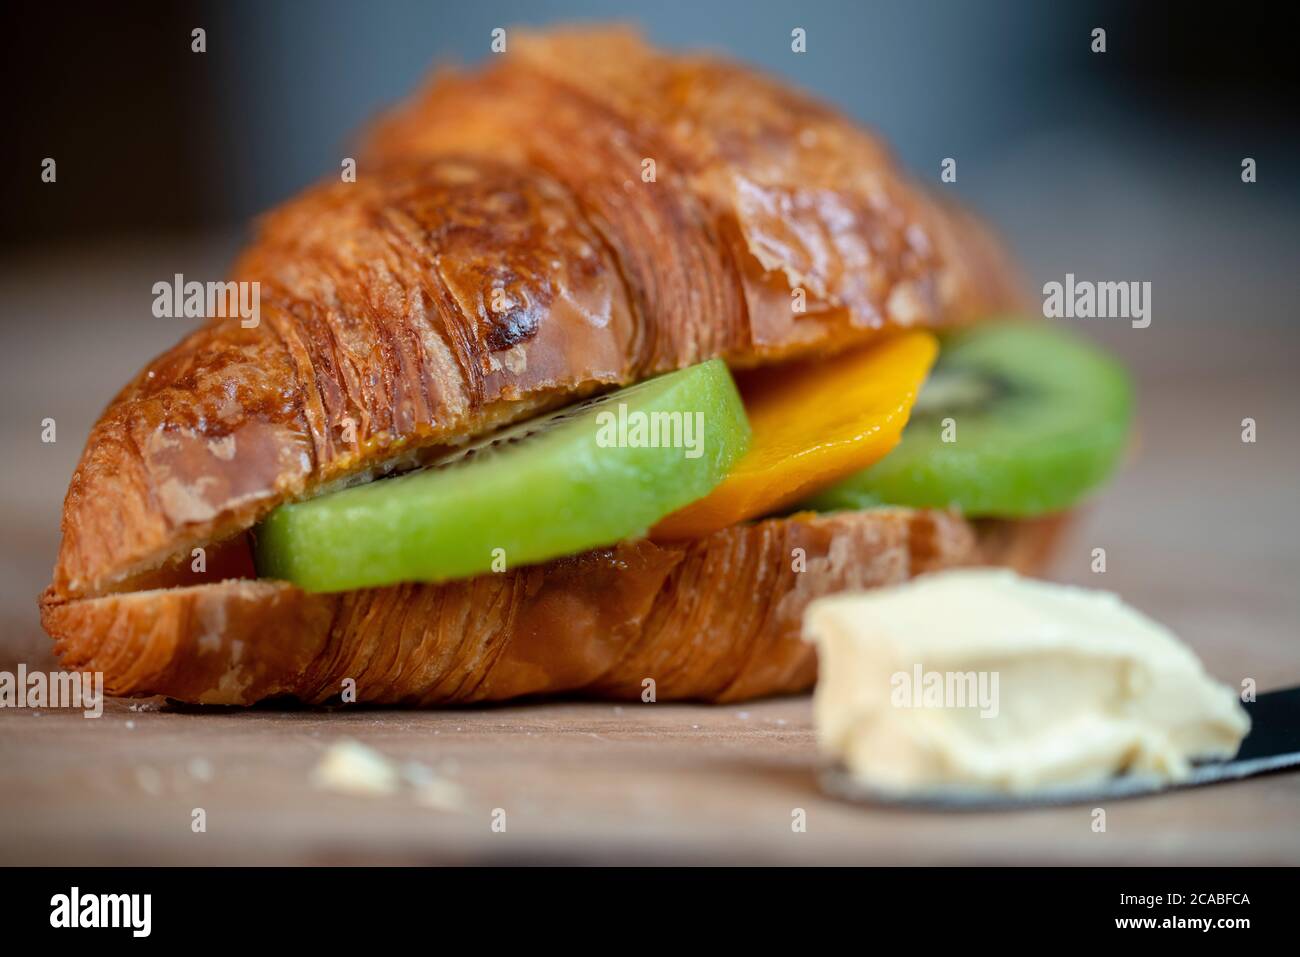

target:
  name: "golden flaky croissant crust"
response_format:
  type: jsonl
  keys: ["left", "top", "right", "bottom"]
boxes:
{"left": 42, "top": 510, "right": 1063, "bottom": 707}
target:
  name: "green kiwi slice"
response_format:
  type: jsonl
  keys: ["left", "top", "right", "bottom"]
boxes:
{"left": 802, "top": 321, "right": 1133, "bottom": 518}
{"left": 254, "top": 359, "right": 750, "bottom": 592}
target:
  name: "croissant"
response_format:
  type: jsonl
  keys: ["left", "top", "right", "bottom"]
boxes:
{"left": 39, "top": 27, "right": 1046, "bottom": 706}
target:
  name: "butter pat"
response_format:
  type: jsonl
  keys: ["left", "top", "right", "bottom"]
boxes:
{"left": 805, "top": 569, "right": 1250, "bottom": 795}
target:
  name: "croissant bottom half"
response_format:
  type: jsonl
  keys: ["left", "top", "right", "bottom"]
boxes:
{"left": 40, "top": 509, "right": 1066, "bottom": 706}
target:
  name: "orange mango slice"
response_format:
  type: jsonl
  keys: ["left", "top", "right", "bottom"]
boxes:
{"left": 650, "top": 330, "right": 938, "bottom": 540}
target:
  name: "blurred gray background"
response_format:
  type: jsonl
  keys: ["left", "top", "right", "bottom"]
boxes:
{"left": 5, "top": 0, "right": 1298, "bottom": 273}
{"left": 0, "top": 0, "right": 1297, "bottom": 674}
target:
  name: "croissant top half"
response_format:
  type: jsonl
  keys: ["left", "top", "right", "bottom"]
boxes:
{"left": 49, "top": 26, "right": 1022, "bottom": 602}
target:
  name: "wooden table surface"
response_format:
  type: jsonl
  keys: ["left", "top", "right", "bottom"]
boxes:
{"left": 1, "top": 240, "right": 1297, "bottom": 865}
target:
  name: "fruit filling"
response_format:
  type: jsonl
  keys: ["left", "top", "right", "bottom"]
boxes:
{"left": 251, "top": 320, "right": 1131, "bottom": 591}
{"left": 253, "top": 358, "right": 751, "bottom": 592}
{"left": 803, "top": 321, "right": 1133, "bottom": 518}
{"left": 650, "top": 330, "right": 937, "bottom": 540}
